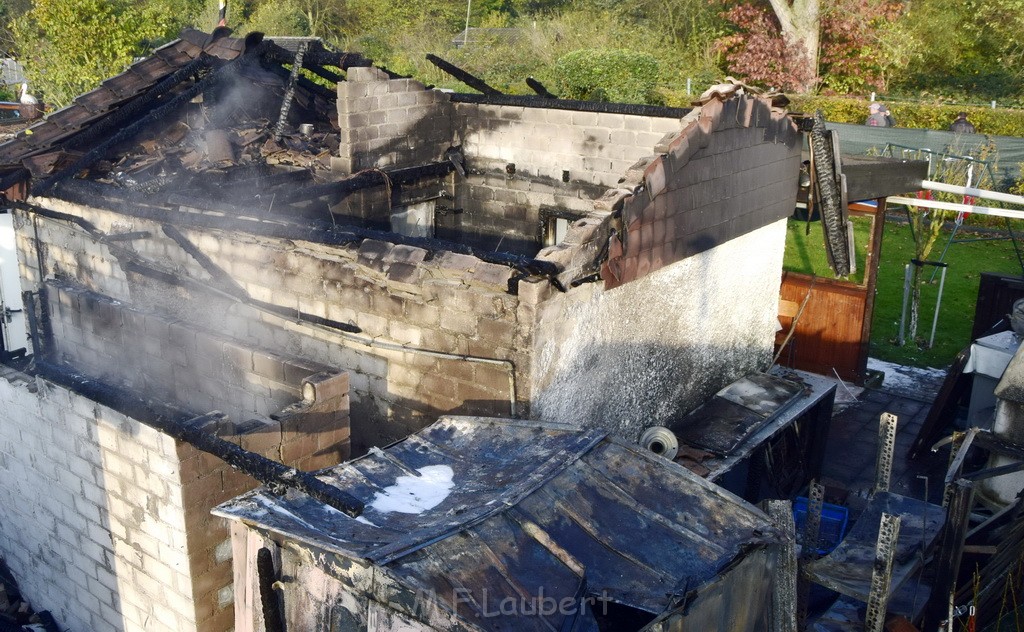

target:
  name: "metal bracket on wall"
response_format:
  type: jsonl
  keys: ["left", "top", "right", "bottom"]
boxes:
{"left": 874, "top": 412, "right": 898, "bottom": 494}
{"left": 766, "top": 499, "right": 798, "bottom": 632}
{"left": 865, "top": 512, "right": 902, "bottom": 632}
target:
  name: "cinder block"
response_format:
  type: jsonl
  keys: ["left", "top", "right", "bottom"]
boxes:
{"left": 301, "top": 371, "right": 349, "bottom": 405}
{"left": 347, "top": 66, "right": 391, "bottom": 82}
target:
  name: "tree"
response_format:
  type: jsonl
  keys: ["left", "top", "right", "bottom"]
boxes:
{"left": 718, "top": 0, "right": 904, "bottom": 94}
{"left": 765, "top": 0, "right": 819, "bottom": 92}
{"left": 893, "top": 0, "right": 1024, "bottom": 99}
{"left": 12, "top": 0, "right": 186, "bottom": 106}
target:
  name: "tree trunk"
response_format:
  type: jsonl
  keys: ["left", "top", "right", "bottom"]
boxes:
{"left": 767, "top": 0, "right": 820, "bottom": 92}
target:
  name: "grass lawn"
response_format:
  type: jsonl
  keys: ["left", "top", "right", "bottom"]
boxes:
{"left": 783, "top": 216, "right": 1024, "bottom": 370}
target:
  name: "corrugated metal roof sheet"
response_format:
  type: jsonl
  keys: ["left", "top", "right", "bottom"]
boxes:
{"left": 215, "top": 416, "right": 783, "bottom": 626}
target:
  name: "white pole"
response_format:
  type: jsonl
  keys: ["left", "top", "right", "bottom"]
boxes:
{"left": 463, "top": 0, "right": 472, "bottom": 47}
{"left": 870, "top": 91, "right": 876, "bottom": 102}
{"left": 920, "top": 180, "right": 1024, "bottom": 207}
{"left": 992, "top": 100, "right": 997, "bottom": 109}
{"left": 887, "top": 196, "right": 1024, "bottom": 220}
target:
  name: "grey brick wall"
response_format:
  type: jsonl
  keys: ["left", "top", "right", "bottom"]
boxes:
{"left": 0, "top": 368, "right": 197, "bottom": 632}
{"left": 335, "top": 67, "right": 454, "bottom": 172}
{"left": 0, "top": 364, "right": 349, "bottom": 632}
{"left": 18, "top": 200, "right": 527, "bottom": 452}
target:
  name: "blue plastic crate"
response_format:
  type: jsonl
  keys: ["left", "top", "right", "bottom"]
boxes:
{"left": 792, "top": 496, "right": 849, "bottom": 555}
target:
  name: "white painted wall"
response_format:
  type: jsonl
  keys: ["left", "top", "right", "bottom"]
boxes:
{"left": 0, "top": 211, "right": 26, "bottom": 353}
{"left": 530, "top": 219, "right": 788, "bottom": 440}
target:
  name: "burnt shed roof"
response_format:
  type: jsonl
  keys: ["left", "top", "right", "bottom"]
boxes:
{"left": 0, "top": 28, "right": 372, "bottom": 195}
{"left": 214, "top": 416, "right": 782, "bottom": 628}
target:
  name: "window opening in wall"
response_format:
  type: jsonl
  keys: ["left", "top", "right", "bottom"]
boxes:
{"left": 540, "top": 207, "right": 584, "bottom": 247}
{"left": 391, "top": 201, "right": 435, "bottom": 239}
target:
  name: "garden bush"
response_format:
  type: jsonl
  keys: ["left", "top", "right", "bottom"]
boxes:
{"left": 551, "top": 49, "right": 662, "bottom": 105}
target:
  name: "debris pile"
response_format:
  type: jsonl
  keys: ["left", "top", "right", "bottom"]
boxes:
{"left": 0, "top": 560, "right": 59, "bottom": 632}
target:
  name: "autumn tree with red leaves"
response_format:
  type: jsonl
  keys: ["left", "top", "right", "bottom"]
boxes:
{"left": 718, "top": 0, "right": 904, "bottom": 94}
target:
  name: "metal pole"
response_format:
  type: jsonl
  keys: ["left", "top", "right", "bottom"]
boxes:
{"left": 929, "top": 221, "right": 960, "bottom": 283}
{"left": 929, "top": 266, "right": 947, "bottom": 348}
{"left": 921, "top": 179, "right": 1024, "bottom": 207}
{"left": 865, "top": 513, "right": 902, "bottom": 632}
{"left": 874, "top": 413, "right": 898, "bottom": 494}
{"left": 899, "top": 263, "right": 912, "bottom": 346}
{"left": 463, "top": 0, "right": 472, "bottom": 47}
{"left": 686, "top": 77, "right": 691, "bottom": 95}
{"left": 888, "top": 196, "right": 1024, "bottom": 220}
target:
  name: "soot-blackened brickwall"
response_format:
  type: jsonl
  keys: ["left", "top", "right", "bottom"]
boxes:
{"left": 15, "top": 198, "right": 527, "bottom": 453}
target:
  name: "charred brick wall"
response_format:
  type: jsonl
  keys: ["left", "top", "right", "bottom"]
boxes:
{"left": 331, "top": 71, "right": 686, "bottom": 256}
{"left": 15, "top": 199, "right": 528, "bottom": 453}
{"left": 45, "top": 280, "right": 333, "bottom": 424}
{"left": 602, "top": 96, "right": 801, "bottom": 287}
{"left": 446, "top": 105, "right": 683, "bottom": 255}
{"left": 334, "top": 67, "right": 454, "bottom": 173}
{"left": 527, "top": 95, "right": 800, "bottom": 437}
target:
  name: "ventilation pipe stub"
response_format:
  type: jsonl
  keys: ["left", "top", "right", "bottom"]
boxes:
{"left": 640, "top": 426, "right": 679, "bottom": 461}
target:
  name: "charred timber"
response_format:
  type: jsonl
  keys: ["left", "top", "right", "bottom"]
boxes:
{"left": 425, "top": 54, "right": 502, "bottom": 96}
{"left": 32, "top": 47, "right": 269, "bottom": 197}
{"left": 52, "top": 179, "right": 561, "bottom": 277}
{"left": 0, "top": 168, "right": 30, "bottom": 195}
{"left": 257, "top": 548, "right": 286, "bottom": 632}
{"left": 450, "top": 92, "right": 690, "bottom": 118}
{"left": 162, "top": 223, "right": 247, "bottom": 297}
{"left": 278, "top": 160, "right": 455, "bottom": 204}
{"left": 65, "top": 55, "right": 213, "bottom": 152}
{"left": 261, "top": 43, "right": 372, "bottom": 71}
{"left": 305, "top": 64, "right": 343, "bottom": 84}
{"left": 275, "top": 41, "right": 308, "bottom": 142}
{"left": 32, "top": 361, "right": 364, "bottom": 516}
{"left": 526, "top": 77, "right": 556, "bottom": 99}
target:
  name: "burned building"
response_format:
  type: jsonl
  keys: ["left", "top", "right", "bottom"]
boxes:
{"left": 0, "top": 27, "right": 801, "bottom": 632}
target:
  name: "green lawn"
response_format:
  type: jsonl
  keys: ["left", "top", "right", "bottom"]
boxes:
{"left": 783, "top": 217, "right": 1024, "bottom": 369}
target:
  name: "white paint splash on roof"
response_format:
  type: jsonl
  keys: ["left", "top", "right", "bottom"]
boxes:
{"left": 368, "top": 465, "right": 455, "bottom": 515}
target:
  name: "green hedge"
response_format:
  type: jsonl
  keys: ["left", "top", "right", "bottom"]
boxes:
{"left": 788, "top": 95, "right": 1024, "bottom": 137}
{"left": 552, "top": 49, "right": 662, "bottom": 105}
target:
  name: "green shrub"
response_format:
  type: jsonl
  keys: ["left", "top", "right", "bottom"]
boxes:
{"left": 551, "top": 49, "right": 662, "bottom": 105}
{"left": 788, "top": 95, "right": 1024, "bottom": 138}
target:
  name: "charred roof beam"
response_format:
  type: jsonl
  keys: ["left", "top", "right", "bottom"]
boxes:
{"left": 425, "top": 54, "right": 503, "bottom": 96}
{"left": 65, "top": 55, "right": 213, "bottom": 153}
{"left": 32, "top": 46, "right": 268, "bottom": 197}
{"left": 526, "top": 76, "right": 556, "bottom": 99}
{"left": 261, "top": 43, "right": 372, "bottom": 71}
{"left": 278, "top": 161, "right": 455, "bottom": 205}
{"left": 450, "top": 92, "right": 689, "bottom": 118}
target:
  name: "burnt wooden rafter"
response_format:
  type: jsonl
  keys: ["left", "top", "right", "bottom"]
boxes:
{"left": 425, "top": 54, "right": 503, "bottom": 96}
